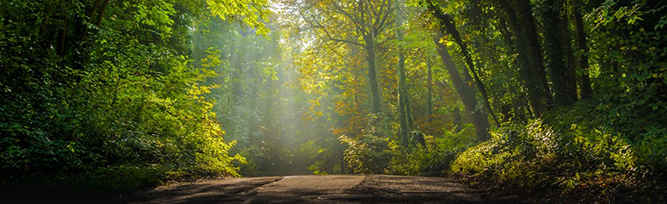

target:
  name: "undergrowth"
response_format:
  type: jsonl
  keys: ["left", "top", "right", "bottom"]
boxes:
{"left": 451, "top": 100, "right": 667, "bottom": 203}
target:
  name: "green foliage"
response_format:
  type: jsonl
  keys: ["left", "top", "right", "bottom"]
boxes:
{"left": 453, "top": 120, "right": 562, "bottom": 186}
{"left": 0, "top": 0, "right": 271, "bottom": 191}
{"left": 587, "top": 0, "right": 667, "bottom": 135}
{"left": 452, "top": 100, "right": 667, "bottom": 201}
{"left": 3, "top": 0, "right": 667, "bottom": 201}
{"left": 385, "top": 124, "right": 474, "bottom": 176}
{"left": 339, "top": 115, "right": 392, "bottom": 174}
{"left": 207, "top": 0, "right": 270, "bottom": 35}
{"left": 337, "top": 112, "right": 477, "bottom": 176}
{"left": 69, "top": 166, "right": 171, "bottom": 191}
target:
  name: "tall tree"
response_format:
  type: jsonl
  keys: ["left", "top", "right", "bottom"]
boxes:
{"left": 425, "top": 0, "right": 500, "bottom": 127}
{"left": 496, "top": 0, "right": 552, "bottom": 116}
{"left": 570, "top": 0, "right": 593, "bottom": 98}
{"left": 426, "top": 58, "right": 434, "bottom": 121}
{"left": 433, "top": 34, "right": 490, "bottom": 141}
{"left": 299, "top": 0, "right": 393, "bottom": 114}
{"left": 394, "top": 0, "right": 415, "bottom": 144}
{"left": 541, "top": 0, "right": 578, "bottom": 106}
{"left": 0, "top": 0, "right": 271, "bottom": 185}
{"left": 560, "top": 0, "right": 579, "bottom": 102}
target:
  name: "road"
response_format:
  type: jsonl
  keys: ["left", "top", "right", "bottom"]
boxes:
{"left": 124, "top": 175, "right": 516, "bottom": 204}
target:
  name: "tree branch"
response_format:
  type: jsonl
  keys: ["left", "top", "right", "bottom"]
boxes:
{"left": 300, "top": 12, "right": 365, "bottom": 47}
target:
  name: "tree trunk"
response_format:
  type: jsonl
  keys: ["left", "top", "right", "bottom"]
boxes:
{"left": 571, "top": 0, "right": 593, "bottom": 98}
{"left": 38, "top": 1, "right": 54, "bottom": 41}
{"left": 94, "top": 0, "right": 110, "bottom": 29}
{"left": 394, "top": 0, "right": 414, "bottom": 144}
{"left": 433, "top": 35, "right": 490, "bottom": 142}
{"left": 57, "top": 0, "right": 73, "bottom": 57}
{"left": 426, "top": 1, "right": 500, "bottom": 127}
{"left": 426, "top": 59, "right": 433, "bottom": 121}
{"left": 541, "top": 0, "right": 577, "bottom": 106}
{"left": 517, "top": 0, "right": 552, "bottom": 109}
{"left": 497, "top": 0, "right": 552, "bottom": 116}
{"left": 364, "top": 34, "right": 382, "bottom": 114}
{"left": 561, "top": 1, "right": 579, "bottom": 101}
{"left": 77, "top": 0, "right": 102, "bottom": 43}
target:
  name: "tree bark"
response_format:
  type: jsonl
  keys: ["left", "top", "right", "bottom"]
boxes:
{"left": 394, "top": 0, "right": 414, "bottom": 144}
{"left": 561, "top": 1, "right": 579, "bottom": 101}
{"left": 426, "top": 59, "right": 433, "bottom": 121}
{"left": 77, "top": 0, "right": 103, "bottom": 43}
{"left": 571, "top": 0, "right": 593, "bottom": 98}
{"left": 497, "top": 0, "right": 552, "bottom": 116}
{"left": 541, "top": 0, "right": 577, "bottom": 106}
{"left": 57, "top": 0, "right": 73, "bottom": 57}
{"left": 93, "top": 0, "right": 111, "bottom": 36}
{"left": 426, "top": 1, "right": 500, "bottom": 126}
{"left": 433, "top": 35, "right": 490, "bottom": 142}
{"left": 516, "top": 0, "right": 552, "bottom": 108}
{"left": 364, "top": 34, "right": 382, "bottom": 114}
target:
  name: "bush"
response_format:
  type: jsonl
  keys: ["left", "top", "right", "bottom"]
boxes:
{"left": 451, "top": 100, "right": 667, "bottom": 202}
{"left": 0, "top": 33, "right": 242, "bottom": 192}
{"left": 387, "top": 124, "right": 475, "bottom": 176}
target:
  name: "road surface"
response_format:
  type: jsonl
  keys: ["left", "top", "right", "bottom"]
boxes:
{"left": 124, "top": 175, "right": 515, "bottom": 204}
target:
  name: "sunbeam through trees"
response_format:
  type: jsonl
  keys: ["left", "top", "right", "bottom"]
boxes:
{"left": 2, "top": 0, "right": 667, "bottom": 203}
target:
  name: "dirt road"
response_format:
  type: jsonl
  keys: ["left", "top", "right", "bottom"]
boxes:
{"left": 124, "top": 175, "right": 516, "bottom": 204}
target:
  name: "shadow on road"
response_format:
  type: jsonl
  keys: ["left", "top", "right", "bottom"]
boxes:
{"left": 123, "top": 175, "right": 518, "bottom": 204}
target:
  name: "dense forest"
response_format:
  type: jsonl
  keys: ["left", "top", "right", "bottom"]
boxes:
{"left": 1, "top": 0, "right": 666, "bottom": 202}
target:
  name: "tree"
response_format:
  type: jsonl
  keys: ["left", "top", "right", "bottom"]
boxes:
{"left": 297, "top": 0, "right": 394, "bottom": 114}
{"left": 540, "top": 0, "right": 578, "bottom": 106}
{"left": 0, "top": 0, "right": 271, "bottom": 189}
{"left": 394, "top": 0, "right": 416, "bottom": 144}
{"left": 425, "top": 0, "right": 500, "bottom": 127}
{"left": 433, "top": 34, "right": 490, "bottom": 142}
{"left": 496, "top": 0, "right": 552, "bottom": 116}
{"left": 570, "top": 0, "right": 593, "bottom": 99}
